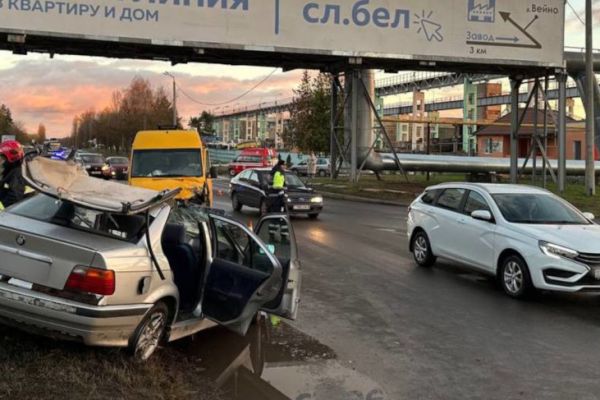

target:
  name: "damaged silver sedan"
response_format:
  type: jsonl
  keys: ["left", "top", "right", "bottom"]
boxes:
{"left": 0, "top": 157, "right": 301, "bottom": 360}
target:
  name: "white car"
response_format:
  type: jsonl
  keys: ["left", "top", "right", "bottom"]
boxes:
{"left": 407, "top": 183, "right": 600, "bottom": 298}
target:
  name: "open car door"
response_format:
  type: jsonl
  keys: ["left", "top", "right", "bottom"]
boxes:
{"left": 202, "top": 214, "right": 284, "bottom": 335}
{"left": 255, "top": 214, "right": 301, "bottom": 320}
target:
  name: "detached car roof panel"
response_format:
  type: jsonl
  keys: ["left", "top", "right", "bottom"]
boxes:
{"left": 23, "top": 157, "right": 180, "bottom": 215}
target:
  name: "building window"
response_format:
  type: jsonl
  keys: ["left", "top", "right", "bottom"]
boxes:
{"left": 484, "top": 138, "right": 503, "bottom": 154}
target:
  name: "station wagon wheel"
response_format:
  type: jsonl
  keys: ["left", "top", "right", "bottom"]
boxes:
{"left": 499, "top": 255, "right": 532, "bottom": 299}
{"left": 232, "top": 193, "right": 242, "bottom": 211}
{"left": 129, "top": 302, "right": 168, "bottom": 362}
{"left": 411, "top": 231, "right": 436, "bottom": 267}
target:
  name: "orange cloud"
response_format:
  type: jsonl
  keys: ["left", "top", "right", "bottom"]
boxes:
{"left": 0, "top": 56, "right": 302, "bottom": 138}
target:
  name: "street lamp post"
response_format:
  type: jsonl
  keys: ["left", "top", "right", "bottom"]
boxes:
{"left": 164, "top": 72, "right": 177, "bottom": 127}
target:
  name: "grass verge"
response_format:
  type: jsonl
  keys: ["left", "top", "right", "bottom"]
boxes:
{"left": 309, "top": 173, "right": 600, "bottom": 216}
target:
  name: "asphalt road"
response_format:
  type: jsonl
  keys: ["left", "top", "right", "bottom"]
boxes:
{"left": 214, "top": 181, "right": 600, "bottom": 400}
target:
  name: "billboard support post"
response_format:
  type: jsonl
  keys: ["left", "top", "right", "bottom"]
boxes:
{"left": 585, "top": 0, "right": 596, "bottom": 195}
{"left": 330, "top": 75, "right": 338, "bottom": 179}
{"left": 350, "top": 70, "right": 359, "bottom": 183}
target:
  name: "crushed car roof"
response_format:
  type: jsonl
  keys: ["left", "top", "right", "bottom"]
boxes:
{"left": 23, "top": 157, "right": 180, "bottom": 215}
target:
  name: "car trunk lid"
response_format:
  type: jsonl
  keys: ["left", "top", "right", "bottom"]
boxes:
{"left": 0, "top": 213, "right": 105, "bottom": 290}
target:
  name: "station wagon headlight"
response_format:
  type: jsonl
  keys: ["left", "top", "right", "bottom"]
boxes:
{"left": 539, "top": 241, "right": 579, "bottom": 260}
{"left": 311, "top": 196, "right": 323, "bottom": 203}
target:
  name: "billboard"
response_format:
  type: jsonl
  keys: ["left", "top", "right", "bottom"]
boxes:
{"left": 0, "top": 0, "right": 565, "bottom": 67}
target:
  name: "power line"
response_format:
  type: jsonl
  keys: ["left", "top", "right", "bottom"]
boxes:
{"left": 176, "top": 68, "right": 279, "bottom": 107}
{"left": 567, "top": 0, "right": 585, "bottom": 25}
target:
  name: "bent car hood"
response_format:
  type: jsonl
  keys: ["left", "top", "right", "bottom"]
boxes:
{"left": 517, "top": 223, "right": 600, "bottom": 253}
{"left": 23, "top": 157, "right": 179, "bottom": 214}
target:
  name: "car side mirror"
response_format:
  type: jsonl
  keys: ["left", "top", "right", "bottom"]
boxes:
{"left": 583, "top": 212, "right": 595, "bottom": 221}
{"left": 471, "top": 210, "right": 493, "bottom": 222}
{"left": 209, "top": 166, "right": 218, "bottom": 179}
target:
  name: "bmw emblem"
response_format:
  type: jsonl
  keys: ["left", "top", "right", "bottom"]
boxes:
{"left": 16, "top": 235, "right": 26, "bottom": 246}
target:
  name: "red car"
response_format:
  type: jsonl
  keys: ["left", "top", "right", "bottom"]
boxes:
{"left": 228, "top": 148, "right": 278, "bottom": 177}
{"left": 102, "top": 156, "right": 130, "bottom": 180}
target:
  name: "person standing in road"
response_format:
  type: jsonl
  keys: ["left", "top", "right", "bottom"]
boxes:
{"left": 0, "top": 140, "right": 25, "bottom": 210}
{"left": 268, "top": 159, "right": 286, "bottom": 213}
{"left": 307, "top": 152, "right": 317, "bottom": 180}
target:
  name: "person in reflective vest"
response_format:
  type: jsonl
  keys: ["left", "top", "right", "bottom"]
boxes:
{"left": 0, "top": 140, "right": 26, "bottom": 210}
{"left": 268, "top": 159, "right": 286, "bottom": 213}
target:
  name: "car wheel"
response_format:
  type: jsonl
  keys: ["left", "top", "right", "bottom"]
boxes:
{"left": 129, "top": 302, "right": 168, "bottom": 362}
{"left": 229, "top": 169, "right": 236, "bottom": 177}
{"left": 260, "top": 199, "right": 269, "bottom": 216}
{"left": 308, "top": 213, "right": 319, "bottom": 219}
{"left": 499, "top": 255, "right": 533, "bottom": 299}
{"left": 232, "top": 193, "right": 242, "bottom": 211}
{"left": 318, "top": 170, "right": 327, "bottom": 177}
{"left": 411, "top": 231, "right": 436, "bottom": 267}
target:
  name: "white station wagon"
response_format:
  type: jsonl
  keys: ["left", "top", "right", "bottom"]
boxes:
{"left": 408, "top": 183, "right": 600, "bottom": 298}
{"left": 0, "top": 157, "right": 301, "bottom": 360}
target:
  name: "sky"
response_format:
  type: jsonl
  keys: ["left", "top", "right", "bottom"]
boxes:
{"left": 0, "top": 0, "right": 599, "bottom": 137}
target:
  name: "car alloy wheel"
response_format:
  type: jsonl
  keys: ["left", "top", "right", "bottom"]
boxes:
{"left": 414, "top": 236, "right": 428, "bottom": 263}
{"left": 411, "top": 231, "right": 436, "bottom": 267}
{"left": 503, "top": 261, "right": 523, "bottom": 295}
{"left": 318, "top": 170, "right": 327, "bottom": 177}
{"left": 131, "top": 302, "right": 168, "bottom": 361}
{"left": 500, "top": 255, "right": 532, "bottom": 298}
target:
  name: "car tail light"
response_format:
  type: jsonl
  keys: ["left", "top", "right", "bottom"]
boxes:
{"left": 65, "top": 266, "right": 115, "bottom": 296}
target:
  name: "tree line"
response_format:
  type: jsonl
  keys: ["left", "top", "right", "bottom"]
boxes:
{"left": 0, "top": 104, "right": 47, "bottom": 144}
{"left": 70, "top": 77, "right": 178, "bottom": 153}
{"left": 68, "top": 72, "right": 339, "bottom": 154}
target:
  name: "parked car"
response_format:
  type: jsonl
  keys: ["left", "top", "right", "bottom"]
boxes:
{"left": 228, "top": 148, "right": 278, "bottom": 177}
{"left": 102, "top": 156, "right": 129, "bottom": 180}
{"left": 74, "top": 152, "right": 105, "bottom": 178}
{"left": 230, "top": 168, "right": 323, "bottom": 219}
{"left": 0, "top": 157, "right": 301, "bottom": 361}
{"left": 408, "top": 183, "right": 600, "bottom": 298}
{"left": 291, "top": 158, "right": 331, "bottom": 177}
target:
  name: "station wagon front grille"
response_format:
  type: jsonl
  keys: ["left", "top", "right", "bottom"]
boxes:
{"left": 575, "top": 253, "right": 600, "bottom": 266}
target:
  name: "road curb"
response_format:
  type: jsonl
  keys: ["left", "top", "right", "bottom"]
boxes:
{"left": 320, "top": 191, "right": 410, "bottom": 207}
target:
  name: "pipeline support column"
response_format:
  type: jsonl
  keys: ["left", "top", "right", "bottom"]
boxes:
{"left": 557, "top": 72, "right": 567, "bottom": 193}
{"left": 509, "top": 78, "right": 522, "bottom": 184}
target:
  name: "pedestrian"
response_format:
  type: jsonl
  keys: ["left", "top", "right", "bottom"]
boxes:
{"left": 0, "top": 140, "right": 26, "bottom": 210}
{"left": 267, "top": 159, "right": 286, "bottom": 213}
{"left": 307, "top": 152, "right": 317, "bottom": 179}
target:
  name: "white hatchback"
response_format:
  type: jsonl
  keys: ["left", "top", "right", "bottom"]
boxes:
{"left": 407, "top": 183, "right": 600, "bottom": 298}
